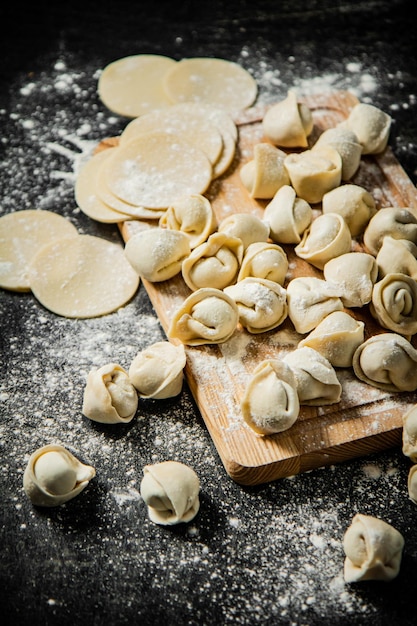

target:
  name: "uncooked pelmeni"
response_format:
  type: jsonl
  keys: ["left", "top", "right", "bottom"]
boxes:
{"left": 343, "top": 513, "right": 404, "bottom": 582}
{"left": 28, "top": 234, "right": 140, "bottom": 319}
{"left": 181, "top": 232, "right": 243, "bottom": 291}
{"left": 286, "top": 276, "right": 344, "bottom": 334}
{"left": 298, "top": 311, "right": 365, "bottom": 368}
{"left": 323, "top": 252, "right": 378, "bottom": 308}
{"left": 262, "top": 90, "right": 313, "bottom": 148}
{"left": 363, "top": 207, "right": 417, "bottom": 256}
{"left": 402, "top": 403, "right": 417, "bottom": 462}
{"left": 163, "top": 57, "right": 258, "bottom": 117}
{"left": 237, "top": 241, "right": 288, "bottom": 285}
{"left": 294, "top": 213, "right": 352, "bottom": 270}
{"left": 82, "top": 363, "right": 138, "bottom": 424}
{"left": 0, "top": 209, "right": 78, "bottom": 291}
{"left": 168, "top": 288, "right": 239, "bottom": 345}
{"left": 264, "top": 185, "right": 313, "bottom": 245}
{"left": 408, "top": 465, "right": 417, "bottom": 505}
{"left": 321, "top": 184, "right": 377, "bottom": 237}
{"left": 124, "top": 228, "right": 191, "bottom": 282}
{"left": 239, "top": 143, "right": 290, "bottom": 199}
{"left": 140, "top": 461, "right": 200, "bottom": 525}
{"left": 284, "top": 146, "right": 342, "bottom": 204}
{"left": 98, "top": 54, "right": 177, "bottom": 118}
{"left": 23, "top": 444, "right": 95, "bottom": 507}
{"left": 218, "top": 213, "right": 270, "bottom": 251}
{"left": 283, "top": 346, "right": 342, "bottom": 406}
{"left": 224, "top": 277, "right": 288, "bottom": 334}
{"left": 370, "top": 272, "right": 417, "bottom": 336}
{"left": 241, "top": 360, "right": 299, "bottom": 436}
{"left": 352, "top": 332, "right": 417, "bottom": 392}
{"left": 159, "top": 194, "right": 217, "bottom": 249}
{"left": 313, "top": 126, "right": 362, "bottom": 180}
{"left": 376, "top": 236, "right": 417, "bottom": 280}
{"left": 128, "top": 341, "right": 186, "bottom": 399}
{"left": 104, "top": 131, "right": 212, "bottom": 209}
{"left": 342, "top": 102, "right": 391, "bottom": 154}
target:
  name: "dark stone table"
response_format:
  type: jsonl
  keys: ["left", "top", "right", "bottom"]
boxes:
{"left": 1, "top": 2, "right": 416, "bottom": 624}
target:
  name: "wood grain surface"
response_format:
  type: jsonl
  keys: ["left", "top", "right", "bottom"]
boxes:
{"left": 116, "top": 90, "right": 417, "bottom": 485}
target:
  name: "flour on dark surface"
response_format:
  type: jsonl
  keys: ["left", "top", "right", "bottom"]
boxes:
{"left": 1, "top": 27, "right": 417, "bottom": 626}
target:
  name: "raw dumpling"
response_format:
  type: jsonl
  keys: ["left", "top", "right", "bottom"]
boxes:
{"left": 224, "top": 277, "right": 288, "bottom": 334}
{"left": 264, "top": 185, "right": 313, "bottom": 244}
{"left": 140, "top": 460, "right": 200, "bottom": 525}
{"left": 182, "top": 232, "right": 243, "bottom": 291}
{"left": 402, "top": 403, "right": 417, "bottom": 462}
{"left": 363, "top": 207, "right": 417, "bottom": 256}
{"left": 168, "top": 287, "right": 238, "bottom": 345}
{"left": 298, "top": 311, "right": 365, "bottom": 368}
{"left": 239, "top": 142, "right": 290, "bottom": 198}
{"left": 128, "top": 341, "right": 186, "bottom": 399}
{"left": 294, "top": 213, "right": 352, "bottom": 270}
{"left": 376, "top": 236, "right": 417, "bottom": 280}
{"left": 23, "top": 444, "right": 95, "bottom": 507}
{"left": 262, "top": 90, "right": 313, "bottom": 148}
{"left": 237, "top": 241, "right": 288, "bottom": 285}
{"left": 283, "top": 346, "right": 342, "bottom": 405}
{"left": 343, "top": 513, "right": 404, "bottom": 582}
{"left": 159, "top": 194, "right": 217, "bottom": 249}
{"left": 352, "top": 332, "right": 417, "bottom": 392}
{"left": 321, "top": 184, "right": 376, "bottom": 237}
{"left": 82, "top": 363, "right": 138, "bottom": 424}
{"left": 342, "top": 102, "right": 391, "bottom": 155}
{"left": 370, "top": 272, "right": 417, "bottom": 337}
{"left": 313, "top": 126, "right": 362, "bottom": 180}
{"left": 286, "top": 276, "right": 344, "bottom": 334}
{"left": 124, "top": 227, "right": 191, "bottom": 282}
{"left": 284, "top": 146, "right": 342, "bottom": 204}
{"left": 408, "top": 465, "right": 417, "bottom": 505}
{"left": 323, "top": 252, "right": 378, "bottom": 308}
{"left": 218, "top": 213, "right": 270, "bottom": 251}
{"left": 241, "top": 360, "right": 299, "bottom": 435}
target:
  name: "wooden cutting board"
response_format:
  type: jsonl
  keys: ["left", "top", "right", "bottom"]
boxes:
{"left": 118, "top": 90, "right": 417, "bottom": 485}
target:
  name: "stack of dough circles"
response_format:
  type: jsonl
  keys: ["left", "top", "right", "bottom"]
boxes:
{"left": 103, "top": 131, "right": 213, "bottom": 210}
{"left": 28, "top": 234, "right": 140, "bottom": 318}
{"left": 0, "top": 209, "right": 78, "bottom": 291}
{"left": 97, "top": 54, "right": 177, "bottom": 118}
{"left": 163, "top": 57, "right": 258, "bottom": 118}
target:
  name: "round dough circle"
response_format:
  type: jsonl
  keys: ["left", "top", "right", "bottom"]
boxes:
{"left": 0, "top": 209, "right": 78, "bottom": 291}
{"left": 163, "top": 57, "right": 257, "bottom": 116}
{"left": 28, "top": 235, "right": 140, "bottom": 318}
{"left": 105, "top": 131, "right": 213, "bottom": 209}
{"left": 98, "top": 54, "right": 177, "bottom": 118}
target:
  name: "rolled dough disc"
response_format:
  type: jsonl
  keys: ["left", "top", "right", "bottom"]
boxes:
{"left": 98, "top": 54, "right": 177, "bottom": 118}
{"left": 105, "top": 131, "right": 213, "bottom": 209}
{"left": 28, "top": 234, "right": 140, "bottom": 318}
{"left": 0, "top": 209, "right": 78, "bottom": 291}
{"left": 163, "top": 57, "right": 258, "bottom": 117}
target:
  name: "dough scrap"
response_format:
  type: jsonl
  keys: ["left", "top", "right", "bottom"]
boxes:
{"left": 240, "top": 142, "right": 290, "bottom": 199}
{"left": 264, "top": 184, "right": 313, "bottom": 245}
{"left": 104, "top": 131, "right": 213, "bottom": 209}
{"left": 224, "top": 277, "right": 288, "bottom": 334}
{"left": 0, "top": 209, "right": 78, "bottom": 291}
{"left": 284, "top": 146, "right": 342, "bottom": 204}
{"left": 343, "top": 513, "right": 404, "bottom": 582}
{"left": 283, "top": 346, "right": 342, "bottom": 405}
{"left": 238, "top": 241, "right": 288, "bottom": 285}
{"left": 159, "top": 194, "right": 217, "bottom": 249}
{"left": 82, "top": 362, "right": 138, "bottom": 424}
{"left": 128, "top": 341, "right": 186, "bottom": 399}
{"left": 140, "top": 460, "right": 200, "bottom": 525}
{"left": 321, "top": 184, "right": 376, "bottom": 237}
{"left": 352, "top": 332, "right": 417, "bottom": 392}
{"left": 124, "top": 227, "right": 191, "bottom": 282}
{"left": 23, "top": 444, "right": 95, "bottom": 507}
{"left": 294, "top": 212, "right": 352, "bottom": 270}
{"left": 168, "top": 288, "right": 239, "bottom": 345}
{"left": 163, "top": 57, "right": 258, "bottom": 117}
{"left": 323, "top": 252, "right": 378, "bottom": 308}
{"left": 262, "top": 90, "right": 313, "bottom": 148}
{"left": 28, "top": 234, "right": 140, "bottom": 318}
{"left": 241, "top": 360, "right": 299, "bottom": 435}
{"left": 402, "top": 403, "right": 417, "bottom": 462}
{"left": 314, "top": 126, "right": 362, "bottom": 180}
{"left": 370, "top": 272, "right": 417, "bottom": 336}
{"left": 286, "top": 276, "right": 344, "bottom": 335}
{"left": 98, "top": 54, "right": 177, "bottom": 118}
